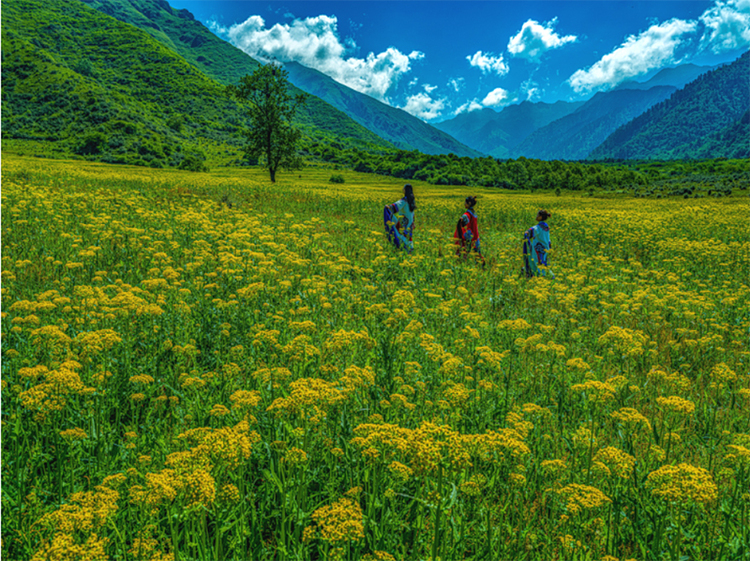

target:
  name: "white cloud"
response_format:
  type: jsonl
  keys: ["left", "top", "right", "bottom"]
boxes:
{"left": 568, "top": 18, "right": 698, "bottom": 92}
{"left": 507, "top": 18, "right": 577, "bottom": 61}
{"left": 699, "top": 0, "right": 750, "bottom": 53}
{"left": 424, "top": 84, "right": 438, "bottom": 94}
{"left": 449, "top": 78, "right": 465, "bottom": 92}
{"left": 523, "top": 81, "right": 541, "bottom": 101}
{"left": 210, "top": 15, "right": 423, "bottom": 102}
{"left": 482, "top": 88, "right": 510, "bottom": 107}
{"left": 466, "top": 50, "right": 509, "bottom": 75}
{"left": 454, "top": 100, "right": 484, "bottom": 115}
{"left": 402, "top": 92, "right": 446, "bottom": 121}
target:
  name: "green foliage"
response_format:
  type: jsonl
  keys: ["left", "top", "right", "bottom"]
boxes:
{"left": 75, "top": 131, "right": 107, "bottom": 155}
{"left": 229, "top": 63, "right": 307, "bottom": 183}
{"left": 1, "top": 0, "right": 247, "bottom": 167}
{"left": 329, "top": 174, "right": 345, "bottom": 184}
{"left": 177, "top": 152, "right": 209, "bottom": 172}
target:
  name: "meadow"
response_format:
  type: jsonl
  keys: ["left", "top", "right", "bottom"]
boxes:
{"left": 1, "top": 153, "right": 749, "bottom": 561}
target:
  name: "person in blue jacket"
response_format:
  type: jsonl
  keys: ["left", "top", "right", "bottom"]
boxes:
{"left": 523, "top": 209, "right": 553, "bottom": 277}
{"left": 384, "top": 184, "right": 416, "bottom": 253}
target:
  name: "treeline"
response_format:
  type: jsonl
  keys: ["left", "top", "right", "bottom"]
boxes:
{"left": 301, "top": 140, "right": 750, "bottom": 196}
{"left": 303, "top": 141, "right": 648, "bottom": 191}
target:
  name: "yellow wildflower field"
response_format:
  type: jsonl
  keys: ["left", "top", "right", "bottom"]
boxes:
{"left": 2, "top": 154, "right": 749, "bottom": 560}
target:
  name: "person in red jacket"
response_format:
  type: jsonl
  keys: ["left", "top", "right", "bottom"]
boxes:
{"left": 454, "top": 196, "right": 485, "bottom": 264}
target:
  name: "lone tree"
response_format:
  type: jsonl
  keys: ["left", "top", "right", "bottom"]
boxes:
{"left": 229, "top": 63, "right": 307, "bottom": 182}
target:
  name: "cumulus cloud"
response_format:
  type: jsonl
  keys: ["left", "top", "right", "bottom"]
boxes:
{"left": 568, "top": 18, "right": 698, "bottom": 92}
{"left": 210, "top": 15, "right": 423, "bottom": 101}
{"left": 699, "top": 0, "right": 750, "bottom": 53}
{"left": 482, "top": 88, "right": 510, "bottom": 107}
{"left": 466, "top": 50, "right": 509, "bottom": 75}
{"left": 455, "top": 100, "right": 485, "bottom": 115}
{"left": 402, "top": 91, "right": 446, "bottom": 121}
{"left": 507, "top": 18, "right": 577, "bottom": 61}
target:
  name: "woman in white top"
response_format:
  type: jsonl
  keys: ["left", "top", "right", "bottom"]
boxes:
{"left": 384, "top": 184, "right": 416, "bottom": 253}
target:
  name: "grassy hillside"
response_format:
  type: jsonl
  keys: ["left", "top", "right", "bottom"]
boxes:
{"left": 82, "top": 0, "right": 393, "bottom": 151}
{"left": 591, "top": 51, "right": 750, "bottom": 160}
{"left": 2, "top": 0, "right": 239, "bottom": 167}
{"left": 1, "top": 0, "right": 392, "bottom": 168}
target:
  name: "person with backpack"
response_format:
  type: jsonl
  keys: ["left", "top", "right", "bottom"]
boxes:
{"left": 523, "top": 209, "right": 552, "bottom": 277}
{"left": 454, "top": 196, "right": 485, "bottom": 265}
{"left": 384, "top": 184, "right": 416, "bottom": 253}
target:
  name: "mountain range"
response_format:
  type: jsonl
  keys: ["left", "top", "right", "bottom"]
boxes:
{"left": 2, "top": 0, "right": 748, "bottom": 168}
{"left": 432, "top": 60, "right": 745, "bottom": 161}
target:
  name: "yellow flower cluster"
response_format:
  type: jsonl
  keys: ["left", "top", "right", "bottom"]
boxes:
{"left": 557, "top": 484, "right": 612, "bottom": 515}
{"left": 656, "top": 395, "right": 696, "bottom": 416}
{"left": 593, "top": 447, "right": 636, "bottom": 479}
{"left": 647, "top": 463, "right": 718, "bottom": 504}
{"left": 308, "top": 497, "right": 365, "bottom": 544}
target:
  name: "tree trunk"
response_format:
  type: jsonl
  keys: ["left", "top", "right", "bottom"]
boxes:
{"left": 269, "top": 167, "right": 276, "bottom": 183}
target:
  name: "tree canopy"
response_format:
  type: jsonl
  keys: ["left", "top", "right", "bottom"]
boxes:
{"left": 229, "top": 63, "right": 307, "bottom": 182}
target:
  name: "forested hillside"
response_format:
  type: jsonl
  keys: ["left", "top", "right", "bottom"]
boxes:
{"left": 591, "top": 51, "right": 750, "bottom": 160}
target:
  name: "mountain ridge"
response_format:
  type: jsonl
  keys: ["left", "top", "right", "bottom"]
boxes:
{"left": 591, "top": 50, "right": 750, "bottom": 160}
{"left": 514, "top": 86, "right": 677, "bottom": 160}
{"left": 283, "top": 61, "right": 481, "bottom": 158}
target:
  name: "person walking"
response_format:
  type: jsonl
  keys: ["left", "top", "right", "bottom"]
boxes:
{"left": 454, "top": 195, "right": 485, "bottom": 265}
{"left": 384, "top": 184, "right": 416, "bottom": 253}
{"left": 523, "top": 209, "right": 552, "bottom": 277}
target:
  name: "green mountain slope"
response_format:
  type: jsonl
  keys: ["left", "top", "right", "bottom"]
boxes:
{"left": 1, "top": 0, "right": 392, "bottom": 168}
{"left": 81, "top": 0, "right": 392, "bottom": 149}
{"left": 2, "top": 0, "right": 242, "bottom": 166}
{"left": 433, "top": 101, "right": 585, "bottom": 158}
{"left": 513, "top": 86, "right": 676, "bottom": 160}
{"left": 676, "top": 108, "right": 750, "bottom": 160}
{"left": 283, "top": 62, "right": 481, "bottom": 157}
{"left": 590, "top": 51, "right": 750, "bottom": 160}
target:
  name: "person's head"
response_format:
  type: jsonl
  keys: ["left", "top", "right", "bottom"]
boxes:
{"left": 403, "top": 184, "right": 416, "bottom": 211}
{"left": 536, "top": 209, "right": 551, "bottom": 222}
{"left": 465, "top": 196, "right": 477, "bottom": 209}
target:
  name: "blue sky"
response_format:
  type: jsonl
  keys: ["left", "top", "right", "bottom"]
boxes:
{"left": 170, "top": 1, "right": 750, "bottom": 122}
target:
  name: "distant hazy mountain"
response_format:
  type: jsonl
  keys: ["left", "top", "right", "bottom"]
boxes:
{"left": 514, "top": 86, "right": 676, "bottom": 160}
{"left": 591, "top": 51, "right": 750, "bottom": 160}
{"left": 615, "top": 63, "right": 715, "bottom": 91}
{"left": 284, "top": 62, "right": 481, "bottom": 158}
{"left": 433, "top": 100, "right": 584, "bottom": 158}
